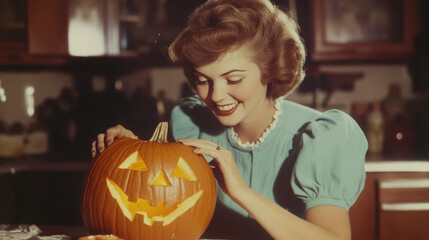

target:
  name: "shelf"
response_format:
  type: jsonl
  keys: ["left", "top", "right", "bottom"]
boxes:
{"left": 0, "top": 23, "right": 26, "bottom": 29}
{"left": 0, "top": 50, "right": 173, "bottom": 74}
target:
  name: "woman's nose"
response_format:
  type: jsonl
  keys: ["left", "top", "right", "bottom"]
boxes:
{"left": 210, "top": 81, "right": 226, "bottom": 102}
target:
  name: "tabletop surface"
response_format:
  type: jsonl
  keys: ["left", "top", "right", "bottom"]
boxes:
{"left": 0, "top": 224, "right": 226, "bottom": 240}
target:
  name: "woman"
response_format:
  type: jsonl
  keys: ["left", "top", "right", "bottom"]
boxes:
{"left": 93, "top": 0, "right": 367, "bottom": 239}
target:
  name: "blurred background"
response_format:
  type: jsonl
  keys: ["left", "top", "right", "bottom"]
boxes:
{"left": 0, "top": 0, "right": 428, "bottom": 158}
{"left": 0, "top": 0, "right": 428, "bottom": 239}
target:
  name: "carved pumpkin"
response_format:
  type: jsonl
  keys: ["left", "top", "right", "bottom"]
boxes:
{"left": 81, "top": 122, "right": 217, "bottom": 240}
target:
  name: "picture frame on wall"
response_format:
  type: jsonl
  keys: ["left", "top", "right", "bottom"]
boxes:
{"left": 310, "top": 0, "right": 420, "bottom": 62}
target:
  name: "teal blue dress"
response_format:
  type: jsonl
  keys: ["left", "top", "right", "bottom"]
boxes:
{"left": 170, "top": 96, "right": 367, "bottom": 239}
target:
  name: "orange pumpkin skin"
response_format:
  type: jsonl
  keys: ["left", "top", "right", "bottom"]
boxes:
{"left": 81, "top": 137, "right": 217, "bottom": 240}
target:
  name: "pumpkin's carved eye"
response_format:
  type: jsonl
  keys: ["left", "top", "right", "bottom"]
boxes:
{"left": 119, "top": 151, "right": 148, "bottom": 171}
{"left": 172, "top": 157, "right": 198, "bottom": 181}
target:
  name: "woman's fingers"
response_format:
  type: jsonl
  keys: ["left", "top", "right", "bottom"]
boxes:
{"left": 97, "top": 133, "right": 107, "bottom": 151}
{"left": 178, "top": 138, "right": 232, "bottom": 173}
{"left": 178, "top": 138, "right": 217, "bottom": 149}
{"left": 179, "top": 138, "right": 221, "bottom": 157}
{"left": 90, "top": 133, "right": 107, "bottom": 158}
{"left": 91, "top": 125, "right": 138, "bottom": 158}
{"left": 91, "top": 140, "right": 97, "bottom": 158}
{"left": 105, "top": 128, "right": 117, "bottom": 146}
{"left": 106, "top": 125, "right": 138, "bottom": 142}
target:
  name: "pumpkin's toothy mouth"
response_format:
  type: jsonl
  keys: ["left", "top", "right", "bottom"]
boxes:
{"left": 106, "top": 178, "right": 203, "bottom": 226}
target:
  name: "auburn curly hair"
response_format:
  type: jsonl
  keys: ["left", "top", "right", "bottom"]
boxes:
{"left": 168, "top": 0, "right": 306, "bottom": 99}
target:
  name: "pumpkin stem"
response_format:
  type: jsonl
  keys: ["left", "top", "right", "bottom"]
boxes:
{"left": 149, "top": 122, "right": 169, "bottom": 143}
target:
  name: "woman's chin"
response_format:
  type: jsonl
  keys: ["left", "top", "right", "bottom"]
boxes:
{"left": 214, "top": 115, "right": 240, "bottom": 127}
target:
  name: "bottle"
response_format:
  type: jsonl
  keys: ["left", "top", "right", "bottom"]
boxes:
{"left": 366, "top": 102, "right": 385, "bottom": 155}
{"left": 381, "top": 84, "right": 415, "bottom": 156}
{"left": 381, "top": 84, "right": 406, "bottom": 126}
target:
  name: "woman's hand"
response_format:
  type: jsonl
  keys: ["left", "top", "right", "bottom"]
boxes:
{"left": 178, "top": 138, "right": 249, "bottom": 201}
{"left": 91, "top": 124, "right": 138, "bottom": 158}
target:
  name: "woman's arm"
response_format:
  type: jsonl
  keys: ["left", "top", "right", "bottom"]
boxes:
{"left": 235, "top": 188, "right": 351, "bottom": 240}
{"left": 179, "top": 138, "right": 351, "bottom": 240}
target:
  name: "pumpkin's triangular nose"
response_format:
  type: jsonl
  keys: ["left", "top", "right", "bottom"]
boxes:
{"left": 150, "top": 169, "right": 171, "bottom": 186}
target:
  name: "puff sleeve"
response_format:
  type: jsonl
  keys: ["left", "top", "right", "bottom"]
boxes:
{"left": 291, "top": 109, "right": 368, "bottom": 211}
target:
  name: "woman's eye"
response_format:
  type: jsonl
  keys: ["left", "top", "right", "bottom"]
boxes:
{"left": 195, "top": 78, "right": 208, "bottom": 85}
{"left": 227, "top": 77, "right": 243, "bottom": 84}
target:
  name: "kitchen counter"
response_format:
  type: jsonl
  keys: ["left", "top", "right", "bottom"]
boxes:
{"left": 0, "top": 224, "right": 227, "bottom": 239}
{"left": 0, "top": 159, "right": 88, "bottom": 175}
{"left": 0, "top": 155, "right": 90, "bottom": 174}
{"left": 364, "top": 153, "right": 429, "bottom": 172}
{"left": 1, "top": 155, "right": 429, "bottom": 174}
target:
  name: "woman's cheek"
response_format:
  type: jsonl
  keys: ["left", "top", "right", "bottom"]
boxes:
{"left": 231, "top": 84, "right": 256, "bottom": 101}
{"left": 196, "top": 85, "right": 209, "bottom": 100}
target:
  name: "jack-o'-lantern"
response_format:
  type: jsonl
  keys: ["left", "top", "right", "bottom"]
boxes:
{"left": 81, "top": 122, "right": 217, "bottom": 240}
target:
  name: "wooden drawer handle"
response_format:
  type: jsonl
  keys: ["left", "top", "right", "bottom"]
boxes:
{"left": 380, "top": 179, "right": 429, "bottom": 189}
{"left": 381, "top": 202, "right": 429, "bottom": 211}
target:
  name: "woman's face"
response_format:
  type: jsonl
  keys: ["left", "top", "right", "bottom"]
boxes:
{"left": 194, "top": 45, "right": 270, "bottom": 127}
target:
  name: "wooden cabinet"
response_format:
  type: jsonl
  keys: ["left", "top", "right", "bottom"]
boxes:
{"left": 349, "top": 161, "right": 429, "bottom": 240}
{"left": 378, "top": 178, "right": 429, "bottom": 240}
{"left": 0, "top": 0, "right": 68, "bottom": 65}
{"left": 0, "top": 0, "right": 29, "bottom": 64}
{"left": 0, "top": 0, "right": 27, "bottom": 52}
{"left": 0, "top": 0, "right": 120, "bottom": 66}
{"left": 27, "top": 0, "right": 69, "bottom": 56}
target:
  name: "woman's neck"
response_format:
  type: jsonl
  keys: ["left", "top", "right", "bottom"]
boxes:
{"left": 233, "top": 98, "right": 277, "bottom": 144}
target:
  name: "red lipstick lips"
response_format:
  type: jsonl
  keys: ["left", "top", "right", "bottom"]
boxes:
{"left": 216, "top": 103, "right": 239, "bottom": 116}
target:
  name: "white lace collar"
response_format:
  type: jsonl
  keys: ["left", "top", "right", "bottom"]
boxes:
{"left": 230, "top": 99, "right": 282, "bottom": 148}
